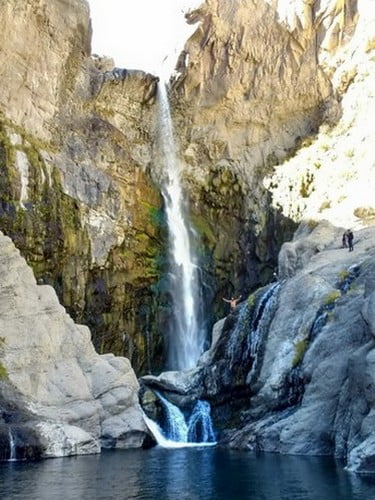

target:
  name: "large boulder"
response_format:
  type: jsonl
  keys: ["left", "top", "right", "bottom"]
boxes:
{"left": 0, "top": 231, "right": 147, "bottom": 458}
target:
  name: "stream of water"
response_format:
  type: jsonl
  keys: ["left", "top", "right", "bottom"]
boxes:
{"left": 157, "top": 82, "right": 205, "bottom": 370}
{"left": 1, "top": 448, "right": 375, "bottom": 500}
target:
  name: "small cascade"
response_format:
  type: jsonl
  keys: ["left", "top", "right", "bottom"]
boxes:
{"left": 225, "top": 302, "right": 251, "bottom": 367}
{"left": 221, "top": 283, "right": 280, "bottom": 382}
{"left": 148, "top": 393, "right": 216, "bottom": 447}
{"left": 245, "top": 283, "right": 280, "bottom": 380}
{"left": 15, "top": 151, "right": 30, "bottom": 209}
{"left": 338, "top": 264, "right": 361, "bottom": 294}
{"left": 8, "top": 428, "right": 16, "bottom": 462}
{"left": 187, "top": 400, "right": 216, "bottom": 443}
{"left": 157, "top": 392, "right": 188, "bottom": 442}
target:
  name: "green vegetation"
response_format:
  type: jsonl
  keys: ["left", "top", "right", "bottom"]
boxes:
{"left": 300, "top": 171, "right": 315, "bottom": 198}
{"left": 306, "top": 219, "right": 319, "bottom": 230}
{"left": 0, "top": 361, "right": 8, "bottom": 380}
{"left": 247, "top": 293, "right": 256, "bottom": 308}
{"left": 292, "top": 338, "right": 309, "bottom": 368}
{"left": 345, "top": 149, "right": 355, "bottom": 158}
{"left": 324, "top": 290, "right": 341, "bottom": 306}
{"left": 147, "top": 204, "right": 165, "bottom": 227}
{"left": 338, "top": 270, "right": 350, "bottom": 281}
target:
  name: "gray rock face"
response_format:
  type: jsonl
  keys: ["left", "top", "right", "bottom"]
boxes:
{"left": 0, "top": 232, "right": 147, "bottom": 458}
{"left": 142, "top": 222, "right": 375, "bottom": 472}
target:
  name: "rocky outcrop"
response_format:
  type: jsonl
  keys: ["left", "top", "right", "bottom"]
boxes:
{"left": 265, "top": 0, "right": 375, "bottom": 230}
{"left": 0, "top": 231, "right": 147, "bottom": 458}
{"left": 142, "top": 221, "right": 375, "bottom": 472}
{"left": 165, "top": 0, "right": 372, "bottom": 310}
{"left": 0, "top": 0, "right": 165, "bottom": 374}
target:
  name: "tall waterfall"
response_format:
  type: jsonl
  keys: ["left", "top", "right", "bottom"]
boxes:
{"left": 157, "top": 82, "right": 205, "bottom": 370}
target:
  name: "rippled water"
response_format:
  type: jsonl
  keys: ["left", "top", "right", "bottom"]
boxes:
{"left": 1, "top": 447, "right": 375, "bottom": 500}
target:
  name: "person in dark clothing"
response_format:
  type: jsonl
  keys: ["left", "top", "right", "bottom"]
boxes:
{"left": 347, "top": 229, "right": 354, "bottom": 251}
{"left": 342, "top": 231, "right": 348, "bottom": 248}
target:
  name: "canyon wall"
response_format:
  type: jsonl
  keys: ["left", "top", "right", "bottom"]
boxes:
{"left": 0, "top": 0, "right": 373, "bottom": 375}
{"left": 0, "top": 0, "right": 164, "bottom": 373}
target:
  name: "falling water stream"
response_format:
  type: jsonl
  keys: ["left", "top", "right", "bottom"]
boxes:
{"left": 157, "top": 82, "right": 205, "bottom": 370}
{"left": 8, "top": 428, "right": 16, "bottom": 462}
{"left": 143, "top": 392, "right": 216, "bottom": 448}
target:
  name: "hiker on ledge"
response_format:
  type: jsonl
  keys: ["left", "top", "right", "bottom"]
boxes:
{"left": 223, "top": 295, "right": 242, "bottom": 311}
{"left": 347, "top": 229, "right": 354, "bottom": 251}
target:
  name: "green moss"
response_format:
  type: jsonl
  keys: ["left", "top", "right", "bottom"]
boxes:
{"left": 292, "top": 338, "right": 309, "bottom": 367}
{"left": 338, "top": 270, "right": 350, "bottom": 281}
{"left": 191, "top": 213, "right": 216, "bottom": 247}
{"left": 247, "top": 293, "right": 256, "bottom": 308}
{"left": 0, "top": 362, "right": 8, "bottom": 380}
{"left": 324, "top": 290, "right": 341, "bottom": 306}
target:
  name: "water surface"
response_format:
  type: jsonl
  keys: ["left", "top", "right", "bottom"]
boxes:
{"left": 1, "top": 447, "right": 375, "bottom": 500}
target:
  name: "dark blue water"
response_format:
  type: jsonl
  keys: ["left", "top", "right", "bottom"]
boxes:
{"left": 1, "top": 448, "right": 375, "bottom": 500}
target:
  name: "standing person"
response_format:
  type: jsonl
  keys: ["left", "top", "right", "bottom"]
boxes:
{"left": 342, "top": 231, "right": 348, "bottom": 248}
{"left": 347, "top": 229, "right": 354, "bottom": 251}
{"left": 223, "top": 295, "right": 242, "bottom": 311}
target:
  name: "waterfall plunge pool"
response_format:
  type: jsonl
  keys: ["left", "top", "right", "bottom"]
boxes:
{"left": 1, "top": 448, "right": 375, "bottom": 500}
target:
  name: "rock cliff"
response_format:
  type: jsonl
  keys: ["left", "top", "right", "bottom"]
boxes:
{"left": 142, "top": 221, "right": 375, "bottom": 473}
{"left": 0, "top": 231, "right": 147, "bottom": 458}
{"left": 168, "top": 0, "right": 374, "bottom": 310}
{"left": 0, "top": 0, "right": 165, "bottom": 373}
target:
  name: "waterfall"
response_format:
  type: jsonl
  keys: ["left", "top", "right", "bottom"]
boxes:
{"left": 245, "top": 283, "right": 280, "bottom": 383}
{"left": 8, "top": 428, "right": 16, "bottom": 462}
{"left": 187, "top": 400, "right": 216, "bottom": 443}
{"left": 156, "top": 82, "right": 205, "bottom": 370}
{"left": 147, "top": 392, "right": 216, "bottom": 447}
{"left": 157, "top": 392, "right": 188, "bottom": 442}
{"left": 222, "top": 283, "right": 280, "bottom": 379}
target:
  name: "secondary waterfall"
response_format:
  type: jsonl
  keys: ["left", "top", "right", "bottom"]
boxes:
{"left": 157, "top": 392, "right": 188, "bottom": 442}
{"left": 8, "top": 428, "right": 16, "bottom": 462}
{"left": 144, "top": 392, "right": 216, "bottom": 447}
{"left": 157, "top": 82, "right": 205, "bottom": 370}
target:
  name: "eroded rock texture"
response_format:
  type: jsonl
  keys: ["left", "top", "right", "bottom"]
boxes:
{"left": 0, "top": 0, "right": 164, "bottom": 373}
{"left": 0, "top": 232, "right": 147, "bottom": 458}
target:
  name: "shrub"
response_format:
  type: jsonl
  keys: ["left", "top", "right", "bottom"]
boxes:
{"left": 338, "top": 270, "right": 349, "bottom": 281}
{"left": 292, "top": 338, "right": 309, "bottom": 367}
{"left": 247, "top": 293, "right": 256, "bottom": 308}
{"left": 324, "top": 290, "right": 341, "bottom": 306}
{"left": 0, "top": 362, "right": 8, "bottom": 380}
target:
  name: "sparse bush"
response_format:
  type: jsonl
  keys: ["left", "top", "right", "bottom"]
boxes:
{"left": 338, "top": 270, "right": 349, "bottom": 281}
{"left": 345, "top": 149, "right": 355, "bottom": 158}
{"left": 0, "top": 362, "right": 8, "bottom": 380}
{"left": 324, "top": 290, "right": 341, "bottom": 306}
{"left": 300, "top": 171, "right": 315, "bottom": 198}
{"left": 319, "top": 200, "right": 331, "bottom": 212}
{"left": 292, "top": 338, "right": 309, "bottom": 367}
{"left": 247, "top": 293, "right": 256, "bottom": 308}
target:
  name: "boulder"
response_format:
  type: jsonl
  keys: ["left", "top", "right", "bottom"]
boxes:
{"left": 0, "top": 232, "right": 147, "bottom": 458}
